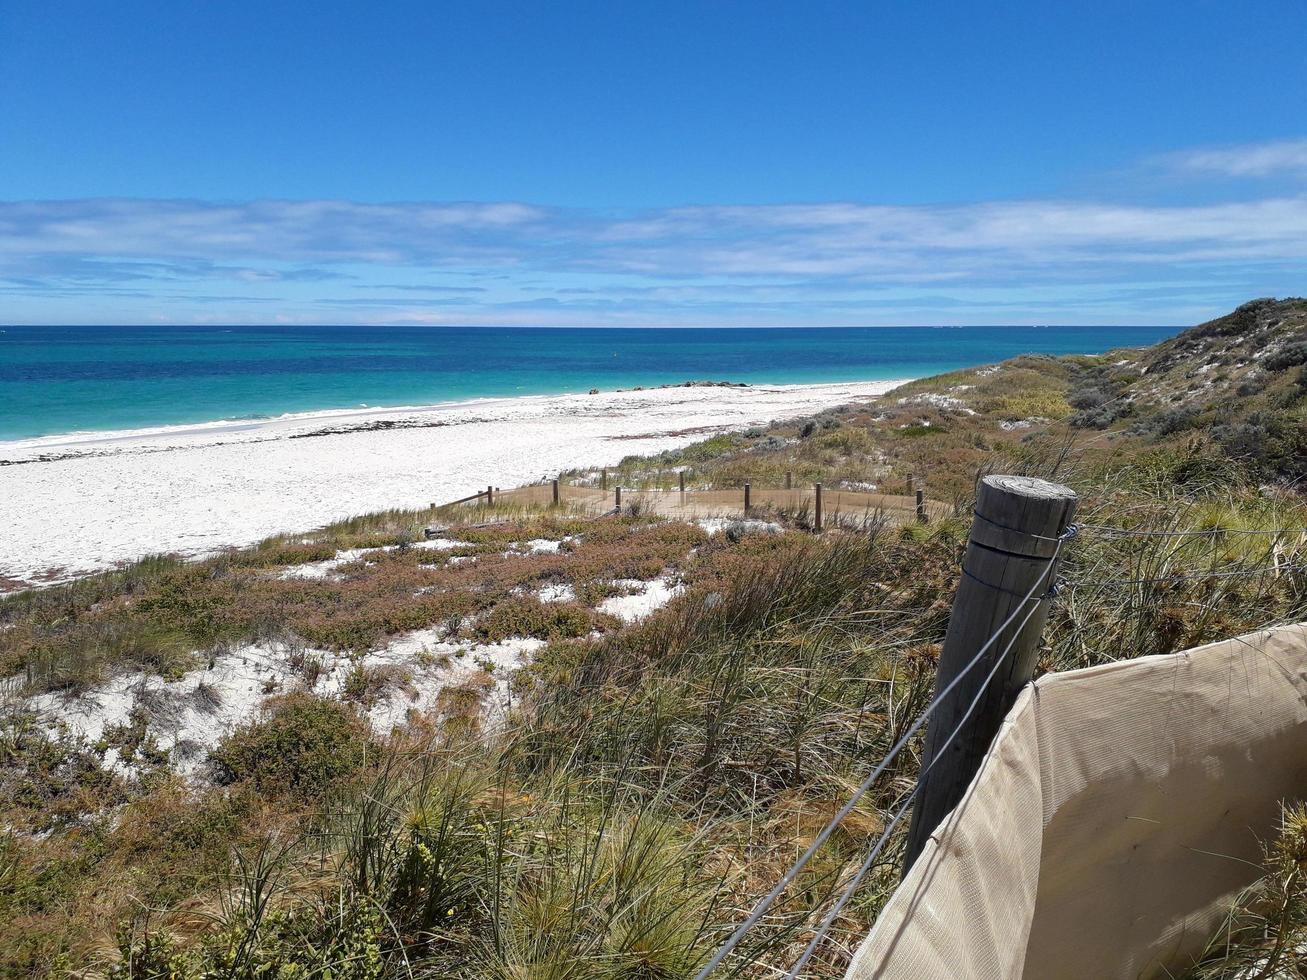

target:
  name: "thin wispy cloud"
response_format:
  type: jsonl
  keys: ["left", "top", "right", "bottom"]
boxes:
{"left": 1166, "top": 138, "right": 1307, "bottom": 178}
{"left": 2, "top": 144, "right": 1305, "bottom": 326}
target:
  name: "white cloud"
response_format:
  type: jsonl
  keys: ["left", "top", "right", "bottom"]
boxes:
{"left": 1167, "top": 138, "right": 1307, "bottom": 178}
{"left": 5, "top": 195, "right": 1307, "bottom": 274}
{"left": 1, "top": 190, "right": 1304, "bottom": 325}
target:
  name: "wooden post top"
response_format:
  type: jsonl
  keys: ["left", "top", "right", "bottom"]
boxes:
{"left": 971, "top": 475, "right": 1077, "bottom": 559}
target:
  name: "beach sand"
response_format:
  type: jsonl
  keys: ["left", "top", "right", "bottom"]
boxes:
{"left": 0, "top": 379, "right": 907, "bottom": 591}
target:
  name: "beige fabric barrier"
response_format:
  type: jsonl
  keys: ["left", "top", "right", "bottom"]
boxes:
{"left": 847, "top": 623, "right": 1307, "bottom": 980}
{"left": 484, "top": 484, "right": 949, "bottom": 522}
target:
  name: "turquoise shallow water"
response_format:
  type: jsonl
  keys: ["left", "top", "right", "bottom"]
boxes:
{"left": 0, "top": 325, "right": 1179, "bottom": 441}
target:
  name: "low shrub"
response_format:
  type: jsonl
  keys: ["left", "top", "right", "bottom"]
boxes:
{"left": 1067, "top": 386, "right": 1111, "bottom": 410}
{"left": 0, "top": 711, "right": 126, "bottom": 831}
{"left": 472, "top": 596, "right": 602, "bottom": 643}
{"left": 1212, "top": 412, "right": 1307, "bottom": 482}
{"left": 111, "top": 902, "right": 386, "bottom": 980}
{"left": 209, "top": 693, "right": 371, "bottom": 799}
{"left": 1131, "top": 407, "right": 1203, "bottom": 439}
{"left": 1264, "top": 341, "right": 1307, "bottom": 372}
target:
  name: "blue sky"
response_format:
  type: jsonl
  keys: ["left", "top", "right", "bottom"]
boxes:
{"left": 2, "top": 0, "right": 1305, "bottom": 326}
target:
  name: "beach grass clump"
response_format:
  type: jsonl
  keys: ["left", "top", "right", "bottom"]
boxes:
{"left": 1187, "top": 802, "right": 1307, "bottom": 979}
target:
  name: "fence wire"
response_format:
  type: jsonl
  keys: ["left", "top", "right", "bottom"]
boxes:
{"left": 1079, "top": 522, "right": 1307, "bottom": 538}
{"left": 439, "top": 481, "right": 1302, "bottom": 975}
{"left": 1074, "top": 561, "right": 1307, "bottom": 588}
{"left": 694, "top": 529, "right": 1070, "bottom": 979}
{"left": 784, "top": 575, "right": 1052, "bottom": 975}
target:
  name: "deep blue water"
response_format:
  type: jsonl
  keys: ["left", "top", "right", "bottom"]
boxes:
{"left": 0, "top": 325, "right": 1179, "bottom": 441}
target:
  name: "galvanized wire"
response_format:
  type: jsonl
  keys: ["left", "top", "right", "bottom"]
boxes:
{"left": 1078, "top": 523, "right": 1307, "bottom": 538}
{"left": 693, "top": 529, "right": 1071, "bottom": 979}
{"left": 1077, "top": 562, "right": 1307, "bottom": 587}
{"left": 783, "top": 577, "right": 1051, "bottom": 976}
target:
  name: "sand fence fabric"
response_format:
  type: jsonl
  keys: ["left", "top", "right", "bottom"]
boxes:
{"left": 487, "top": 484, "right": 948, "bottom": 522}
{"left": 846, "top": 622, "right": 1307, "bottom": 980}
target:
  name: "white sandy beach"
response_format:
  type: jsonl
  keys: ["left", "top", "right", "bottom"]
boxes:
{"left": 0, "top": 379, "right": 907, "bottom": 591}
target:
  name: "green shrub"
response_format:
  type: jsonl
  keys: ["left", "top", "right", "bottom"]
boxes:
{"left": 1212, "top": 412, "right": 1307, "bottom": 482}
{"left": 1265, "top": 341, "right": 1307, "bottom": 372}
{"left": 1067, "top": 386, "right": 1111, "bottom": 409}
{"left": 111, "top": 902, "right": 386, "bottom": 980}
{"left": 209, "top": 693, "right": 371, "bottom": 799}
{"left": 472, "top": 596, "right": 601, "bottom": 643}
{"left": 0, "top": 711, "right": 126, "bottom": 831}
{"left": 1132, "top": 407, "right": 1202, "bottom": 439}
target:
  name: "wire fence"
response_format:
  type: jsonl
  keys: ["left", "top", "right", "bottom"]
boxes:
{"left": 433, "top": 476, "right": 1307, "bottom": 975}
{"left": 695, "top": 531, "right": 1072, "bottom": 978}
{"left": 692, "top": 516, "right": 1307, "bottom": 977}
{"left": 438, "top": 478, "right": 951, "bottom": 525}
{"left": 1079, "top": 522, "right": 1307, "bottom": 538}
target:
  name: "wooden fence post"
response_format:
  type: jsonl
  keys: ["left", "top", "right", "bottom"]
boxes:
{"left": 552, "top": 479, "right": 560, "bottom": 506}
{"left": 786, "top": 471, "right": 793, "bottom": 489}
{"left": 615, "top": 486, "right": 622, "bottom": 511}
{"left": 902, "top": 475, "right": 1077, "bottom": 875}
{"left": 907, "top": 473, "right": 915, "bottom": 497}
{"left": 744, "top": 483, "right": 751, "bottom": 512}
{"left": 486, "top": 485, "right": 494, "bottom": 506}
{"left": 814, "top": 482, "right": 823, "bottom": 531}
{"left": 679, "top": 471, "right": 686, "bottom": 494}
{"left": 916, "top": 488, "right": 927, "bottom": 523}
{"left": 601, "top": 468, "right": 608, "bottom": 491}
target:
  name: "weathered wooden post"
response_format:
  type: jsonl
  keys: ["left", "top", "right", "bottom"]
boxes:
{"left": 615, "top": 486, "right": 622, "bottom": 511}
{"left": 679, "top": 471, "right": 686, "bottom": 494}
{"left": 786, "top": 471, "right": 793, "bottom": 489}
{"left": 902, "top": 475, "right": 1077, "bottom": 874}
{"left": 744, "top": 483, "right": 751, "bottom": 512}
{"left": 601, "top": 468, "right": 608, "bottom": 491}
{"left": 552, "top": 479, "right": 560, "bottom": 506}
{"left": 814, "top": 482, "right": 823, "bottom": 531}
{"left": 486, "top": 485, "right": 494, "bottom": 506}
{"left": 916, "top": 488, "right": 927, "bottom": 523}
{"left": 907, "top": 472, "right": 915, "bottom": 497}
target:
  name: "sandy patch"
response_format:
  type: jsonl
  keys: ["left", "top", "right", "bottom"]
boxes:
{"left": 13, "top": 630, "right": 547, "bottom": 778}
{"left": 0, "top": 380, "right": 907, "bottom": 590}
{"left": 695, "top": 518, "right": 783, "bottom": 537}
{"left": 278, "top": 540, "right": 468, "bottom": 580}
{"left": 597, "top": 577, "right": 684, "bottom": 623}
{"left": 537, "top": 583, "right": 577, "bottom": 603}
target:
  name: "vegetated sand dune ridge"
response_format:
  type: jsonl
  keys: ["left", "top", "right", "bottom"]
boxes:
{"left": 0, "top": 379, "right": 904, "bottom": 591}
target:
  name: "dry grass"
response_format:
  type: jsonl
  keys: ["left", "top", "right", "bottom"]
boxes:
{"left": 0, "top": 511, "right": 706, "bottom": 697}
{"left": 4, "top": 478, "right": 1304, "bottom": 976}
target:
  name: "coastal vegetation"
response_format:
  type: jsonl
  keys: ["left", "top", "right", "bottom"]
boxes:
{"left": 1, "top": 299, "right": 1305, "bottom": 977}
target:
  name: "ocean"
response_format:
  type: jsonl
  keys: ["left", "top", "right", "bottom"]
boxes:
{"left": 0, "top": 324, "right": 1178, "bottom": 442}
